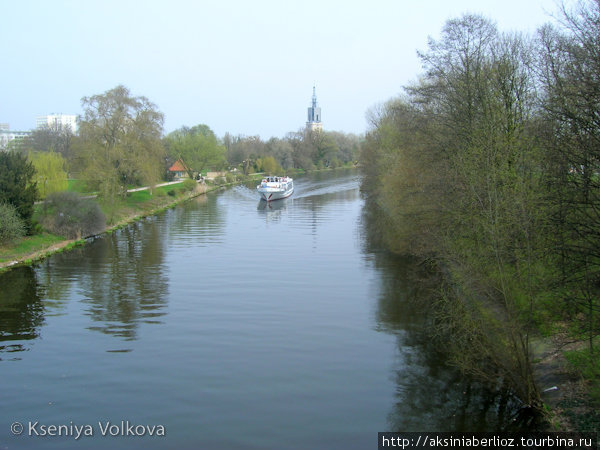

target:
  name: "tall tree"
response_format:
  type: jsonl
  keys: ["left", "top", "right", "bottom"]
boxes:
{"left": 537, "top": 0, "right": 600, "bottom": 354}
{"left": 29, "top": 151, "right": 68, "bottom": 198}
{"left": 307, "top": 130, "right": 339, "bottom": 168}
{"left": 264, "top": 137, "right": 293, "bottom": 169}
{"left": 362, "top": 14, "right": 546, "bottom": 411}
{"left": 26, "top": 123, "right": 74, "bottom": 161}
{"left": 165, "top": 124, "right": 226, "bottom": 177}
{"left": 0, "top": 151, "right": 39, "bottom": 233}
{"left": 75, "top": 85, "right": 165, "bottom": 219}
{"left": 223, "top": 135, "right": 265, "bottom": 169}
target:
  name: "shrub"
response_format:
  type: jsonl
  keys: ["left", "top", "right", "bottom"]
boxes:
{"left": 225, "top": 172, "right": 236, "bottom": 183}
{"left": 0, "top": 152, "right": 39, "bottom": 233}
{"left": 0, "top": 202, "right": 26, "bottom": 244}
{"left": 39, "top": 192, "right": 105, "bottom": 239}
{"left": 167, "top": 189, "right": 176, "bottom": 196}
{"left": 183, "top": 178, "right": 197, "bottom": 191}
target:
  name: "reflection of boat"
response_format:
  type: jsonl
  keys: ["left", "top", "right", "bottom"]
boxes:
{"left": 257, "top": 176, "right": 293, "bottom": 202}
{"left": 257, "top": 197, "right": 289, "bottom": 211}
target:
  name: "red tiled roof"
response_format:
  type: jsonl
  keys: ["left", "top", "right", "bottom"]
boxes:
{"left": 168, "top": 159, "right": 188, "bottom": 172}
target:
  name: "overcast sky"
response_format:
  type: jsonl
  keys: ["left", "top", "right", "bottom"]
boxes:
{"left": 1, "top": 0, "right": 563, "bottom": 139}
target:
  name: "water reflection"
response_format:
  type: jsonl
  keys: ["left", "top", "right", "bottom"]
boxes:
{"left": 0, "top": 216, "right": 171, "bottom": 355}
{"left": 167, "top": 193, "right": 225, "bottom": 247}
{"left": 0, "top": 266, "right": 44, "bottom": 359}
{"left": 256, "top": 198, "right": 289, "bottom": 211}
{"left": 78, "top": 219, "right": 169, "bottom": 341}
{"left": 361, "top": 201, "right": 518, "bottom": 431}
{"left": 0, "top": 169, "right": 522, "bottom": 449}
{"left": 256, "top": 198, "right": 289, "bottom": 224}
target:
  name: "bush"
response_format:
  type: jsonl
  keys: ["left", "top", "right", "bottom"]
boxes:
{"left": 183, "top": 178, "right": 197, "bottom": 191}
{"left": 225, "top": 172, "right": 236, "bottom": 183}
{"left": 0, "top": 202, "right": 26, "bottom": 244}
{"left": 167, "top": 189, "right": 176, "bottom": 196}
{"left": 39, "top": 192, "right": 105, "bottom": 239}
{"left": 0, "top": 152, "right": 39, "bottom": 233}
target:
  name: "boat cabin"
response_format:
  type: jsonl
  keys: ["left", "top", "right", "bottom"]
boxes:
{"left": 260, "top": 176, "right": 290, "bottom": 185}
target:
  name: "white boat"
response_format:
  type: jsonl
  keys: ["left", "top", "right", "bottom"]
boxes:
{"left": 257, "top": 176, "right": 294, "bottom": 201}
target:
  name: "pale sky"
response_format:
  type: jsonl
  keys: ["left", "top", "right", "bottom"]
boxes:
{"left": 1, "top": 0, "right": 563, "bottom": 139}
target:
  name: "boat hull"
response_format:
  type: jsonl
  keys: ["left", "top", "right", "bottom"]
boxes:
{"left": 257, "top": 176, "right": 294, "bottom": 202}
{"left": 257, "top": 185, "right": 294, "bottom": 202}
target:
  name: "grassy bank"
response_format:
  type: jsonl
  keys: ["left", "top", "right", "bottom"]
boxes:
{"left": 0, "top": 233, "right": 67, "bottom": 264}
{"left": 0, "top": 168, "right": 350, "bottom": 271}
{"left": 0, "top": 180, "right": 216, "bottom": 272}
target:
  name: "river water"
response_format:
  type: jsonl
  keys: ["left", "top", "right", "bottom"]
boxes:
{"left": 0, "top": 170, "right": 511, "bottom": 449}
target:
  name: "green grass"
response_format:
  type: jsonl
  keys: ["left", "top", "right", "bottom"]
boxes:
{"left": 67, "top": 179, "right": 92, "bottom": 193}
{"left": 155, "top": 183, "right": 182, "bottom": 194}
{"left": 126, "top": 190, "right": 153, "bottom": 204}
{"left": 3, "top": 179, "right": 211, "bottom": 266}
{"left": 0, "top": 233, "right": 65, "bottom": 262}
{"left": 125, "top": 183, "right": 184, "bottom": 206}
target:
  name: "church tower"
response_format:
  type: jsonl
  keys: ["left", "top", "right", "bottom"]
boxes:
{"left": 306, "top": 86, "right": 322, "bottom": 132}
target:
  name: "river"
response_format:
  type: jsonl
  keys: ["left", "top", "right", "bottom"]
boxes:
{"left": 0, "top": 170, "right": 512, "bottom": 449}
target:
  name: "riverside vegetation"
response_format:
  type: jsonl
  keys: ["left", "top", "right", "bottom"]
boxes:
{"left": 360, "top": 2, "right": 599, "bottom": 430}
{"left": 0, "top": 85, "right": 359, "bottom": 269}
{"left": 0, "top": 177, "right": 209, "bottom": 269}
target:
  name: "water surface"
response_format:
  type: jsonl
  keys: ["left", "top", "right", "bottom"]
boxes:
{"left": 0, "top": 170, "right": 508, "bottom": 449}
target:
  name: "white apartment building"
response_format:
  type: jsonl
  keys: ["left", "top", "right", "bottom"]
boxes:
{"left": 0, "top": 125, "right": 31, "bottom": 150}
{"left": 36, "top": 114, "right": 78, "bottom": 133}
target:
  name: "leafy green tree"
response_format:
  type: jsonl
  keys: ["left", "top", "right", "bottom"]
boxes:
{"left": 264, "top": 137, "right": 293, "bottom": 169}
{"left": 328, "top": 131, "right": 361, "bottom": 164}
{"left": 0, "top": 151, "right": 39, "bottom": 233}
{"left": 537, "top": 0, "right": 600, "bottom": 356}
{"left": 288, "top": 130, "right": 316, "bottom": 170}
{"left": 223, "top": 134, "right": 259, "bottom": 167}
{"left": 361, "top": 98, "right": 444, "bottom": 256}
{"left": 255, "top": 156, "right": 283, "bottom": 175}
{"left": 75, "top": 85, "right": 165, "bottom": 221}
{"left": 362, "top": 14, "right": 547, "bottom": 411}
{"left": 308, "top": 130, "right": 338, "bottom": 167}
{"left": 29, "top": 151, "right": 68, "bottom": 198}
{"left": 165, "top": 124, "right": 226, "bottom": 177}
{"left": 0, "top": 202, "right": 25, "bottom": 243}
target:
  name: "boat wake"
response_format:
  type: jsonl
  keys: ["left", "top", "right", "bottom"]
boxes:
{"left": 293, "top": 177, "right": 360, "bottom": 200}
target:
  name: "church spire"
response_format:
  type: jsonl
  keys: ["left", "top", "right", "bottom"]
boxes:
{"left": 306, "top": 86, "right": 322, "bottom": 132}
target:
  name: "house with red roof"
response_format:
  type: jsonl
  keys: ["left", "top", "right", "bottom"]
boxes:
{"left": 168, "top": 159, "right": 190, "bottom": 179}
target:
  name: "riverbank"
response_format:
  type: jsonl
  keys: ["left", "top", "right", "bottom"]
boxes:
{"left": 0, "top": 168, "right": 355, "bottom": 272}
{"left": 534, "top": 335, "right": 600, "bottom": 432}
{"left": 0, "top": 180, "right": 221, "bottom": 272}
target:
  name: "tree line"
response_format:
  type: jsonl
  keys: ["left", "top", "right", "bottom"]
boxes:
{"left": 360, "top": 1, "right": 599, "bottom": 418}
{"left": 1, "top": 84, "right": 361, "bottom": 242}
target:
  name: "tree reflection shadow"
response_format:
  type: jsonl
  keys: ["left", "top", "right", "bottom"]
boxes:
{"left": 78, "top": 219, "right": 169, "bottom": 341}
{"left": 362, "top": 202, "right": 519, "bottom": 431}
{"left": 0, "top": 267, "right": 44, "bottom": 359}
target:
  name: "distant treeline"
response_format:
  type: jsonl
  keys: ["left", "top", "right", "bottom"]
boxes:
{"left": 221, "top": 129, "right": 360, "bottom": 175}
{"left": 360, "top": 1, "right": 599, "bottom": 416}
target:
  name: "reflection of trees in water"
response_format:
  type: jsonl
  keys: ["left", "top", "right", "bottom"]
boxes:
{"left": 0, "top": 195, "right": 221, "bottom": 351}
{"left": 0, "top": 267, "right": 44, "bottom": 358}
{"left": 77, "top": 218, "right": 169, "bottom": 341}
{"left": 166, "top": 193, "right": 225, "bottom": 246}
{"left": 35, "top": 258, "right": 72, "bottom": 315}
{"left": 361, "top": 202, "right": 518, "bottom": 431}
